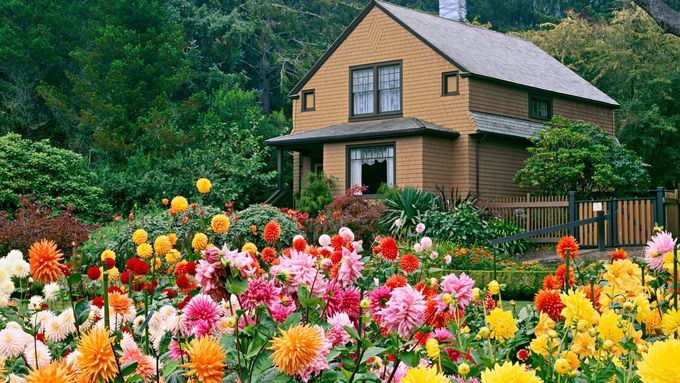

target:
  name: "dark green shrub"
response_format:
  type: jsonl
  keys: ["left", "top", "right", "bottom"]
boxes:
{"left": 316, "top": 185, "right": 386, "bottom": 244}
{"left": 423, "top": 202, "right": 489, "bottom": 245}
{"left": 380, "top": 187, "right": 442, "bottom": 237}
{"left": 231, "top": 204, "right": 300, "bottom": 248}
{"left": 487, "top": 218, "right": 530, "bottom": 257}
{"left": 0, "top": 133, "right": 110, "bottom": 222}
{"left": 297, "top": 172, "right": 334, "bottom": 216}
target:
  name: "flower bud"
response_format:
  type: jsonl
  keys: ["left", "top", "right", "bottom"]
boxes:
{"left": 478, "top": 326, "right": 490, "bottom": 339}
{"left": 458, "top": 363, "right": 470, "bottom": 376}
{"left": 442, "top": 293, "right": 453, "bottom": 305}
{"left": 360, "top": 299, "right": 370, "bottom": 310}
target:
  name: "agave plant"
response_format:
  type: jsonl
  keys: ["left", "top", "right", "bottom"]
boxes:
{"left": 380, "top": 187, "right": 443, "bottom": 238}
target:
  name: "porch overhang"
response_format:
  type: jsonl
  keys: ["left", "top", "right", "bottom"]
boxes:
{"left": 265, "top": 117, "right": 459, "bottom": 150}
{"left": 471, "top": 111, "right": 545, "bottom": 140}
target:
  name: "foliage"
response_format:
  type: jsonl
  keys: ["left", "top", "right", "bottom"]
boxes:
{"left": 317, "top": 185, "right": 386, "bottom": 243}
{"left": 0, "top": 133, "right": 110, "bottom": 221}
{"left": 487, "top": 218, "right": 530, "bottom": 257}
{"left": 423, "top": 201, "right": 490, "bottom": 245}
{"left": 296, "top": 172, "right": 334, "bottom": 216}
{"left": 230, "top": 204, "right": 300, "bottom": 248}
{"left": 380, "top": 187, "right": 442, "bottom": 238}
{"left": 519, "top": 7, "right": 680, "bottom": 188}
{"left": 450, "top": 269, "right": 552, "bottom": 300}
{"left": 515, "top": 116, "right": 651, "bottom": 196}
{"left": 0, "top": 195, "right": 91, "bottom": 255}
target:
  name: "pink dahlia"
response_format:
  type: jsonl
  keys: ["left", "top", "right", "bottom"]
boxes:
{"left": 195, "top": 260, "right": 219, "bottom": 294}
{"left": 326, "top": 313, "right": 353, "bottom": 345}
{"left": 324, "top": 283, "right": 360, "bottom": 321}
{"left": 121, "top": 348, "right": 156, "bottom": 380}
{"left": 336, "top": 247, "right": 364, "bottom": 287}
{"left": 202, "top": 246, "right": 220, "bottom": 263}
{"left": 222, "top": 247, "right": 257, "bottom": 278}
{"left": 181, "top": 294, "right": 222, "bottom": 337}
{"left": 435, "top": 272, "right": 475, "bottom": 312}
{"left": 270, "top": 301, "right": 297, "bottom": 323}
{"left": 380, "top": 285, "right": 425, "bottom": 337}
{"left": 242, "top": 278, "right": 281, "bottom": 310}
{"left": 169, "top": 340, "right": 188, "bottom": 361}
{"left": 270, "top": 250, "right": 325, "bottom": 296}
{"left": 368, "top": 286, "right": 392, "bottom": 323}
{"left": 339, "top": 227, "right": 355, "bottom": 243}
{"left": 644, "top": 231, "right": 677, "bottom": 271}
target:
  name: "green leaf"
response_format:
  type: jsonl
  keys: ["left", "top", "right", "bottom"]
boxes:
{"left": 121, "top": 361, "right": 138, "bottom": 376}
{"left": 360, "top": 347, "right": 386, "bottom": 364}
{"left": 74, "top": 300, "right": 90, "bottom": 326}
{"left": 68, "top": 273, "right": 81, "bottom": 286}
{"left": 399, "top": 351, "right": 419, "bottom": 367}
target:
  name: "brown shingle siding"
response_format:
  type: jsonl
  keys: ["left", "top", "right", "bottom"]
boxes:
{"left": 476, "top": 136, "right": 529, "bottom": 198}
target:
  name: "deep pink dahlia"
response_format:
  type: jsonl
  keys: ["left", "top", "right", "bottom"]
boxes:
{"left": 242, "top": 278, "right": 281, "bottom": 310}
{"left": 368, "top": 286, "right": 392, "bottom": 323}
{"left": 644, "top": 231, "right": 677, "bottom": 271}
{"left": 181, "top": 294, "right": 222, "bottom": 337}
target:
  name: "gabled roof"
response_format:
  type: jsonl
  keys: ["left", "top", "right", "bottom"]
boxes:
{"left": 471, "top": 111, "right": 545, "bottom": 139}
{"left": 265, "top": 118, "right": 459, "bottom": 149}
{"left": 289, "top": 0, "right": 618, "bottom": 108}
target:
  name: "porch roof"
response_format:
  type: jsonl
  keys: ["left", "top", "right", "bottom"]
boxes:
{"left": 265, "top": 117, "right": 459, "bottom": 149}
{"left": 471, "top": 111, "right": 545, "bottom": 140}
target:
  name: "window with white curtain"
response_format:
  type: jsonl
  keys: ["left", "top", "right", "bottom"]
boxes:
{"left": 351, "top": 62, "right": 401, "bottom": 117}
{"left": 348, "top": 145, "right": 395, "bottom": 194}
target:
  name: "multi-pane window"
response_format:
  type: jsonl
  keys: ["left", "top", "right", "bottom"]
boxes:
{"left": 348, "top": 144, "right": 395, "bottom": 194}
{"left": 529, "top": 95, "right": 552, "bottom": 119}
{"left": 351, "top": 62, "right": 401, "bottom": 117}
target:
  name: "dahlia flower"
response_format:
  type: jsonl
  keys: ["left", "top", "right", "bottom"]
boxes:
{"left": 402, "top": 365, "right": 448, "bottom": 383}
{"left": 195, "top": 260, "right": 220, "bottom": 294}
{"left": 336, "top": 247, "right": 364, "bottom": 287}
{"left": 182, "top": 294, "right": 223, "bottom": 337}
{"left": 76, "top": 329, "right": 118, "bottom": 381}
{"left": 222, "top": 247, "right": 257, "bottom": 278}
{"left": 481, "top": 361, "right": 543, "bottom": 383}
{"left": 326, "top": 313, "right": 353, "bottom": 345}
{"left": 171, "top": 196, "right": 189, "bottom": 213}
{"left": 319, "top": 234, "right": 331, "bottom": 247}
{"left": 183, "top": 336, "right": 226, "bottom": 383}
{"left": 381, "top": 285, "right": 426, "bottom": 337}
{"left": 644, "top": 231, "right": 677, "bottom": 271}
{"left": 556, "top": 235, "right": 579, "bottom": 260}
{"left": 560, "top": 289, "right": 599, "bottom": 327}
{"left": 436, "top": 272, "right": 475, "bottom": 312}
{"left": 269, "top": 324, "right": 330, "bottom": 382}
{"left": 242, "top": 278, "right": 281, "bottom": 310}
{"left": 270, "top": 250, "right": 325, "bottom": 296}
{"left": 210, "top": 214, "right": 230, "bottom": 235}
{"left": 28, "top": 239, "right": 64, "bottom": 284}
{"left": 339, "top": 227, "right": 355, "bottom": 243}
{"left": 534, "top": 289, "right": 564, "bottom": 322}
{"left": 368, "top": 285, "right": 392, "bottom": 323}
{"left": 0, "top": 328, "right": 32, "bottom": 358}
{"left": 486, "top": 308, "right": 518, "bottom": 342}
{"left": 264, "top": 221, "right": 282, "bottom": 243}
{"left": 24, "top": 360, "right": 75, "bottom": 383}
{"left": 637, "top": 338, "right": 680, "bottom": 383}
{"left": 121, "top": 347, "right": 157, "bottom": 381}
{"left": 24, "top": 340, "right": 52, "bottom": 369}
{"left": 196, "top": 178, "right": 212, "bottom": 194}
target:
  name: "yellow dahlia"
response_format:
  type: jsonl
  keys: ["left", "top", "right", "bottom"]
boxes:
{"left": 637, "top": 338, "right": 680, "bottom": 383}
{"left": 28, "top": 239, "right": 64, "bottom": 284}
{"left": 210, "top": 214, "right": 230, "bottom": 235}
{"left": 528, "top": 334, "right": 558, "bottom": 357}
{"left": 154, "top": 235, "right": 173, "bottom": 255}
{"left": 561, "top": 289, "right": 599, "bottom": 327}
{"left": 425, "top": 337, "right": 440, "bottom": 360}
{"left": 182, "top": 336, "right": 225, "bottom": 383}
{"left": 168, "top": 233, "right": 178, "bottom": 245}
{"left": 196, "top": 178, "right": 212, "bottom": 194}
{"left": 570, "top": 332, "right": 596, "bottom": 359}
{"left": 534, "top": 312, "right": 555, "bottom": 337}
{"left": 76, "top": 327, "right": 118, "bottom": 382}
{"left": 100, "top": 249, "right": 116, "bottom": 261}
{"left": 661, "top": 308, "right": 680, "bottom": 337}
{"left": 598, "top": 310, "right": 624, "bottom": 343}
{"left": 603, "top": 259, "right": 642, "bottom": 293}
{"left": 646, "top": 308, "right": 662, "bottom": 334}
{"left": 486, "top": 308, "right": 518, "bottom": 342}
{"left": 171, "top": 196, "right": 189, "bottom": 214}
{"left": 25, "top": 360, "right": 75, "bottom": 383}
{"left": 481, "top": 362, "right": 543, "bottom": 383}
{"left": 165, "top": 249, "right": 180, "bottom": 264}
{"left": 132, "top": 229, "right": 148, "bottom": 245}
{"left": 192, "top": 233, "right": 208, "bottom": 251}
{"left": 241, "top": 242, "right": 257, "bottom": 256}
{"left": 402, "top": 365, "right": 449, "bottom": 383}
{"left": 137, "top": 243, "right": 153, "bottom": 259}
{"left": 270, "top": 324, "right": 326, "bottom": 376}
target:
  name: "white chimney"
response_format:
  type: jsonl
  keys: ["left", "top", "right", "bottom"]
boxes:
{"left": 439, "top": 0, "right": 467, "bottom": 22}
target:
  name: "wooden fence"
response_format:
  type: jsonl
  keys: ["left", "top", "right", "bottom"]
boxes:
{"left": 484, "top": 188, "right": 680, "bottom": 247}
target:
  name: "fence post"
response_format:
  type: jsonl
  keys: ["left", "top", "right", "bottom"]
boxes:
{"left": 597, "top": 210, "right": 605, "bottom": 251}
{"left": 656, "top": 186, "right": 666, "bottom": 227}
{"left": 610, "top": 200, "right": 618, "bottom": 247}
{"left": 568, "top": 191, "right": 577, "bottom": 239}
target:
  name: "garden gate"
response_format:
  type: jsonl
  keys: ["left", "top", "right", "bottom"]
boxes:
{"left": 484, "top": 187, "right": 679, "bottom": 247}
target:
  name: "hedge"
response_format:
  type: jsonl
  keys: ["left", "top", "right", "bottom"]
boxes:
{"left": 445, "top": 269, "right": 551, "bottom": 301}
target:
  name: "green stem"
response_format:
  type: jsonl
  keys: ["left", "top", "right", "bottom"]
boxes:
{"left": 103, "top": 271, "right": 110, "bottom": 329}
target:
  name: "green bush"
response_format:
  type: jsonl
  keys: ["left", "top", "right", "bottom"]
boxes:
{"left": 446, "top": 269, "right": 551, "bottom": 301}
{"left": 487, "top": 218, "right": 530, "bottom": 256}
{"left": 423, "top": 201, "right": 489, "bottom": 245}
{"left": 231, "top": 204, "right": 300, "bottom": 248}
{"left": 380, "top": 187, "right": 442, "bottom": 237}
{"left": 0, "top": 133, "right": 111, "bottom": 222}
{"left": 297, "top": 172, "right": 334, "bottom": 216}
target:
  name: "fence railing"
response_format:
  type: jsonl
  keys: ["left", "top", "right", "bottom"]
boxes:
{"left": 483, "top": 187, "right": 680, "bottom": 247}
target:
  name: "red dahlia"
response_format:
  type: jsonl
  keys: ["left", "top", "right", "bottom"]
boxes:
{"left": 609, "top": 248, "right": 628, "bottom": 261}
{"left": 399, "top": 254, "right": 420, "bottom": 274}
{"left": 176, "top": 275, "right": 190, "bottom": 289}
{"left": 385, "top": 274, "right": 407, "bottom": 289}
{"left": 293, "top": 237, "right": 307, "bottom": 252}
{"left": 379, "top": 237, "right": 399, "bottom": 261}
{"left": 330, "top": 235, "right": 345, "bottom": 250}
{"left": 263, "top": 221, "right": 281, "bottom": 243}
{"left": 534, "top": 289, "right": 565, "bottom": 321}
{"left": 556, "top": 235, "right": 579, "bottom": 260}
{"left": 261, "top": 247, "right": 278, "bottom": 263}
{"left": 86, "top": 266, "right": 101, "bottom": 281}
{"left": 134, "top": 261, "right": 149, "bottom": 275}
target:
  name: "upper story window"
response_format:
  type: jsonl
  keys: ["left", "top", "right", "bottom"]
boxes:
{"left": 442, "top": 71, "right": 459, "bottom": 96}
{"left": 301, "top": 89, "right": 315, "bottom": 112}
{"left": 529, "top": 94, "right": 552, "bottom": 120}
{"left": 351, "top": 62, "right": 402, "bottom": 118}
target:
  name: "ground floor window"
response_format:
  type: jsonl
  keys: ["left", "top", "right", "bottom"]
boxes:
{"left": 348, "top": 144, "right": 395, "bottom": 194}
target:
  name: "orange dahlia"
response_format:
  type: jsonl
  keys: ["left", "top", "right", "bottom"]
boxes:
{"left": 182, "top": 336, "right": 226, "bottom": 383}
{"left": 555, "top": 264, "right": 576, "bottom": 289}
{"left": 609, "top": 248, "right": 628, "bottom": 261}
{"left": 269, "top": 324, "right": 326, "bottom": 376}
{"left": 25, "top": 360, "right": 76, "bottom": 383}
{"left": 263, "top": 221, "right": 282, "bottom": 243}
{"left": 76, "top": 327, "right": 119, "bottom": 382}
{"left": 261, "top": 247, "right": 278, "bottom": 263}
{"left": 108, "top": 292, "right": 133, "bottom": 316}
{"left": 534, "top": 289, "right": 565, "bottom": 321}
{"left": 28, "top": 239, "right": 65, "bottom": 284}
{"left": 399, "top": 254, "right": 420, "bottom": 274}
{"left": 210, "top": 214, "right": 230, "bottom": 235}
{"left": 385, "top": 274, "right": 407, "bottom": 289}
{"left": 556, "top": 235, "right": 579, "bottom": 260}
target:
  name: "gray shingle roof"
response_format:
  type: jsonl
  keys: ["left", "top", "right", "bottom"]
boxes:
{"left": 471, "top": 111, "right": 545, "bottom": 139}
{"left": 375, "top": 1, "right": 618, "bottom": 106}
{"left": 265, "top": 118, "right": 459, "bottom": 148}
